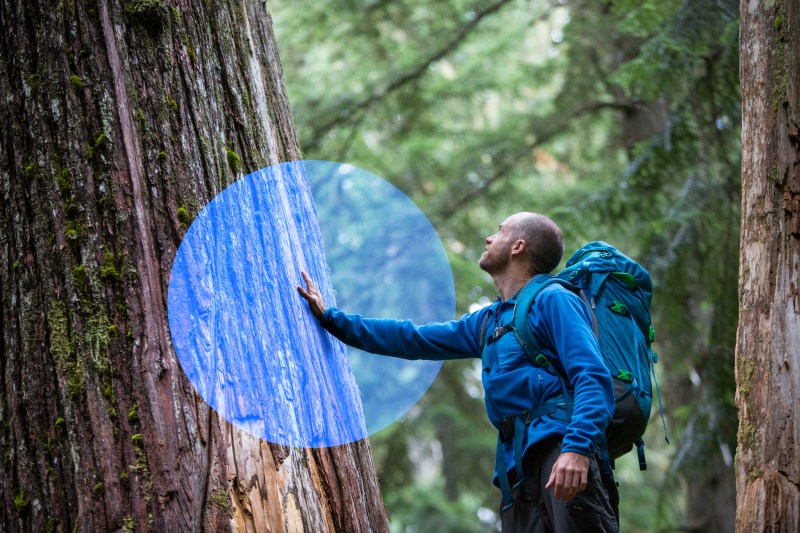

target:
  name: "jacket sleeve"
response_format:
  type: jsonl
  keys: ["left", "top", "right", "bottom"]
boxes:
{"left": 320, "top": 307, "right": 485, "bottom": 361}
{"left": 534, "top": 288, "right": 614, "bottom": 456}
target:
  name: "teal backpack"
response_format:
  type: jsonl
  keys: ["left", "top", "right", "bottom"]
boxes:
{"left": 513, "top": 241, "right": 667, "bottom": 469}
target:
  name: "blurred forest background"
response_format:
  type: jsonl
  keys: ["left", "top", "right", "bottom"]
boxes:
{"left": 271, "top": 0, "right": 741, "bottom": 531}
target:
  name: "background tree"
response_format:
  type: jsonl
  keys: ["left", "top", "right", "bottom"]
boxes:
{"left": 272, "top": 0, "right": 741, "bottom": 530}
{"left": 736, "top": 0, "right": 800, "bottom": 530}
{"left": 0, "top": 0, "right": 386, "bottom": 531}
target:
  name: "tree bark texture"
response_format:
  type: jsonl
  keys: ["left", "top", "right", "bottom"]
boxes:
{"left": 0, "top": 0, "right": 388, "bottom": 531}
{"left": 737, "top": 0, "right": 800, "bottom": 530}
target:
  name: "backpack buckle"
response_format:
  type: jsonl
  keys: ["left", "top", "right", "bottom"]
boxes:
{"left": 534, "top": 353, "right": 549, "bottom": 368}
{"left": 617, "top": 370, "right": 634, "bottom": 383}
{"left": 500, "top": 417, "right": 515, "bottom": 440}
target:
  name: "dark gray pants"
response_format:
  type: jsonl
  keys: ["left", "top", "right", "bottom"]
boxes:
{"left": 501, "top": 438, "right": 619, "bottom": 533}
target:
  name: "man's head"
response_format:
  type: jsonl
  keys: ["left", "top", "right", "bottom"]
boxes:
{"left": 479, "top": 212, "right": 564, "bottom": 276}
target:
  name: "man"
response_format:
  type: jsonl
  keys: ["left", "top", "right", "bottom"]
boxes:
{"left": 297, "top": 212, "right": 618, "bottom": 532}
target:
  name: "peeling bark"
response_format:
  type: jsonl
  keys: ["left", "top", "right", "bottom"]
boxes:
{"left": 0, "top": 0, "right": 387, "bottom": 530}
{"left": 736, "top": 0, "right": 800, "bottom": 530}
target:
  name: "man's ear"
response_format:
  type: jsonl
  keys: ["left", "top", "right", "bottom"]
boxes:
{"left": 511, "top": 239, "right": 526, "bottom": 256}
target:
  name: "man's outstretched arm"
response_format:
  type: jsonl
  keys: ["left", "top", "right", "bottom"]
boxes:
{"left": 296, "top": 271, "right": 483, "bottom": 361}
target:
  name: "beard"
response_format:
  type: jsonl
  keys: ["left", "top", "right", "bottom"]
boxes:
{"left": 478, "top": 248, "right": 509, "bottom": 275}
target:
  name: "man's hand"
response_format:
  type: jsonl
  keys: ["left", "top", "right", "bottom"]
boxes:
{"left": 297, "top": 271, "right": 326, "bottom": 320}
{"left": 545, "top": 451, "right": 589, "bottom": 501}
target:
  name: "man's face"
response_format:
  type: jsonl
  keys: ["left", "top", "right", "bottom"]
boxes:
{"left": 478, "top": 218, "right": 517, "bottom": 274}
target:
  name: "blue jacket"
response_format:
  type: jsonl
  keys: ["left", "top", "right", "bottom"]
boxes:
{"left": 320, "top": 282, "right": 614, "bottom": 479}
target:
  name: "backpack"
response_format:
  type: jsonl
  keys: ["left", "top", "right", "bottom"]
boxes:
{"left": 513, "top": 241, "right": 667, "bottom": 470}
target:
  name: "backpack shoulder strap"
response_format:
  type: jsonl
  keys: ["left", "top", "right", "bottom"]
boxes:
{"left": 512, "top": 274, "right": 578, "bottom": 358}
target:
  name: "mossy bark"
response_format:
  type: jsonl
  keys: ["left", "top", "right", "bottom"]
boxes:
{"left": 0, "top": 0, "right": 388, "bottom": 531}
{"left": 736, "top": 0, "right": 800, "bottom": 530}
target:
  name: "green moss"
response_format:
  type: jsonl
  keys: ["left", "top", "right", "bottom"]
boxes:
{"left": 65, "top": 361, "right": 85, "bottom": 398}
{"left": 22, "top": 161, "right": 39, "bottom": 181}
{"left": 131, "top": 433, "right": 144, "bottom": 447}
{"left": 87, "top": 131, "right": 108, "bottom": 160}
{"left": 64, "top": 196, "right": 79, "bottom": 220}
{"left": 73, "top": 265, "right": 88, "bottom": 292}
{"left": 93, "top": 482, "right": 104, "bottom": 495}
{"left": 14, "top": 490, "right": 29, "bottom": 513}
{"left": 125, "top": 0, "right": 167, "bottom": 32}
{"left": 107, "top": 324, "right": 118, "bottom": 336}
{"left": 125, "top": 0, "right": 166, "bottom": 16}
{"left": 48, "top": 301, "right": 73, "bottom": 364}
{"left": 177, "top": 204, "right": 190, "bottom": 229}
{"left": 70, "top": 74, "right": 84, "bottom": 90}
{"left": 739, "top": 359, "right": 755, "bottom": 398}
{"left": 55, "top": 417, "right": 66, "bottom": 433}
{"left": 99, "top": 250, "right": 120, "bottom": 282}
{"left": 108, "top": 407, "right": 118, "bottom": 420}
{"left": 85, "top": 311, "right": 112, "bottom": 371}
{"left": 12, "top": 259, "right": 22, "bottom": 270}
{"left": 186, "top": 43, "right": 196, "bottom": 62}
{"left": 48, "top": 301, "right": 85, "bottom": 398}
{"left": 158, "top": 151, "right": 168, "bottom": 161}
{"left": 775, "top": 15, "right": 782, "bottom": 30}
{"left": 226, "top": 146, "right": 241, "bottom": 174}
{"left": 128, "top": 403, "right": 139, "bottom": 424}
{"left": 41, "top": 436, "right": 53, "bottom": 454}
{"left": 65, "top": 221, "right": 79, "bottom": 241}
{"left": 122, "top": 515, "right": 134, "bottom": 533}
{"left": 209, "top": 489, "right": 230, "bottom": 509}
{"left": 166, "top": 96, "right": 178, "bottom": 113}
{"left": 25, "top": 74, "right": 39, "bottom": 91}
{"left": 739, "top": 419, "right": 756, "bottom": 451}
{"left": 170, "top": 6, "right": 182, "bottom": 24}
{"left": 120, "top": 468, "right": 129, "bottom": 485}
{"left": 56, "top": 168, "right": 72, "bottom": 194}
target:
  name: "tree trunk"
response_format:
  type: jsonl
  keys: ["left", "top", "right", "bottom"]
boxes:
{"left": 0, "top": 0, "right": 387, "bottom": 531}
{"left": 736, "top": 0, "right": 800, "bottom": 530}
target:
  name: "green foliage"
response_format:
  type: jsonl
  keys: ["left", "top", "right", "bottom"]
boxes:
{"left": 273, "top": 0, "right": 741, "bottom": 528}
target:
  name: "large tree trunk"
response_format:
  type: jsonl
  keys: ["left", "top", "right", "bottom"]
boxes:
{"left": 0, "top": 0, "right": 387, "bottom": 531}
{"left": 736, "top": 0, "right": 800, "bottom": 530}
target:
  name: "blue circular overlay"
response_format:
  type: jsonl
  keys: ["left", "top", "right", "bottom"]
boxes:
{"left": 168, "top": 161, "right": 454, "bottom": 447}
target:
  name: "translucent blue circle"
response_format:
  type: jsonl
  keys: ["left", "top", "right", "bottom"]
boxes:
{"left": 167, "top": 161, "right": 454, "bottom": 447}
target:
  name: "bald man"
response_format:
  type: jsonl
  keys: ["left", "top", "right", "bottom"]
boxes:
{"left": 298, "top": 213, "right": 618, "bottom": 532}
